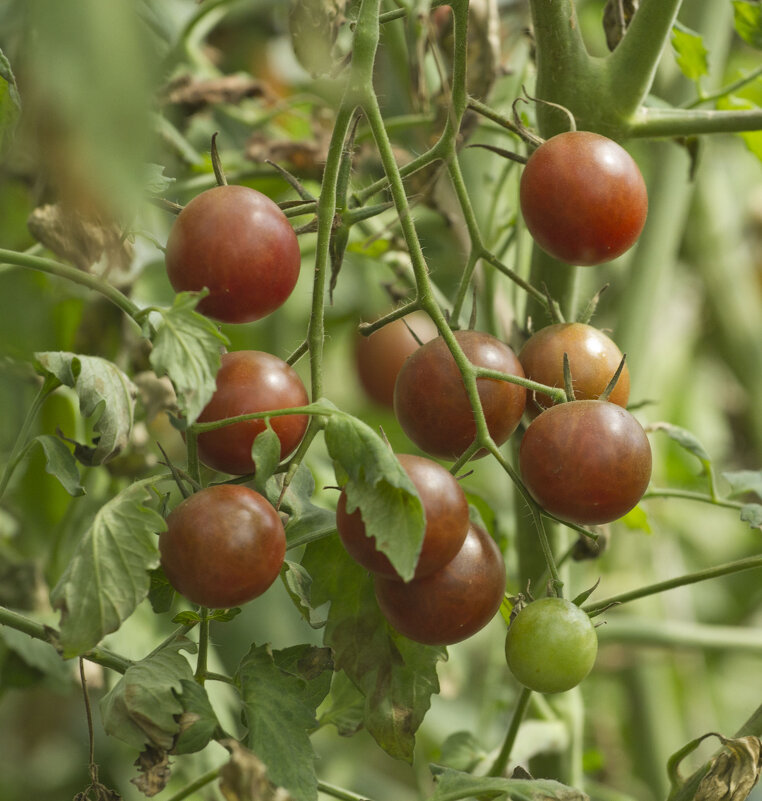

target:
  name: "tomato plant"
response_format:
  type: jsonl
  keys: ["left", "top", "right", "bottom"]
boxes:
{"left": 354, "top": 312, "right": 438, "bottom": 407}
{"left": 519, "top": 131, "right": 648, "bottom": 266}
{"left": 165, "top": 184, "right": 302, "bottom": 323}
{"left": 159, "top": 484, "right": 286, "bottom": 609}
{"left": 393, "top": 329, "right": 526, "bottom": 460}
{"left": 504, "top": 597, "right": 598, "bottom": 694}
{"left": 196, "top": 350, "right": 309, "bottom": 476}
{"left": 519, "top": 400, "right": 652, "bottom": 525}
{"left": 336, "top": 452, "right": 469, "bottom": 579}
{"left": 518, "top": 321, "right": 630, "bottom": 416}
{"left": 374, "top": 523, "right": 506, "bottom": 646}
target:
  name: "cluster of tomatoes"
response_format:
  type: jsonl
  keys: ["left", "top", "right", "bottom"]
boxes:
{"left": 159, "top": 128, "right": 650, "bottom": 696}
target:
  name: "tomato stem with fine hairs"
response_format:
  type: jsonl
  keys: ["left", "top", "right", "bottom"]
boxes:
{"left": 195, "top": 607, "right": 210, "bottom": 684}
{"left": 487, "top": 686, "right": 533, "bottom": 777}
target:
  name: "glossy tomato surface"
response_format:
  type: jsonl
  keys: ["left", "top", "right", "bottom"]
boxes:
{"left": 165, "top": 184, "right": 301, "bottom": 323}
{"left": 504, "top": 597, "right": 598, "bottom": 693}
{"left": 355, "top": 312, "right": 438, "bottom": 408}
{"left": 197, "top": 350, "right": 309, "bottom": 475}
{"left": 519, "top": 400, "right": 652, "bottom": 525}
{"left": 159, "top": 484, "right": 286, "bottom": 609}
{"left": 519, "top": 322, "right": 629, "bottom": 416}
{"left": 519, "top": 131, "right": 648, "bottom": 266}
{"left": 374, "top": 523, "right": 506, "bottom": 645}
{"left": 393, "top": 329, "right": 526, "bottom": 460}
{"left": 336, "top": 453, "right": 469, "bottom": 580}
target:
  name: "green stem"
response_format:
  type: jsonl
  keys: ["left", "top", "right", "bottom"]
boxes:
{"left": 0, "top": 374, "right": 60, "bottom": 500}
{"left": 318, "top": 780, "right": 375, "bottom": 801}
{"left": 628, "top": 105, "right": 762, "bottom": 138}
{"left": 195, "top": 607, "right": 210, "bottom": 684}
{"left": 682, "top": 64, "right": 762, "bottom": 109}
{"left": 583, "top": 555, "right": 762, "bottom": 616}
{"left": 643, "top": 487, "right": 743, "bottom": 511}
{"left": 487, "top": 686, "right": 532, "bottom": 777}
{"left": 0, "top": 248, "right": 143, "bottom": 324}
{"left": 597, "top": 617, "right": 762, "bottom": 652}
{"left": 163, "top": 768, "right": 220, "bottom": 801}
{"left": 0, "top": 606, "right": 132, "bottom": 674}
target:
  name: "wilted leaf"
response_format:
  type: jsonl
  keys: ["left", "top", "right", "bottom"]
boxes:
{"left": 694, "top": 735, "right": 762, "bottom": 800}
{"left": 160, "top": 74, "right": 269, "bottom": 112}
{"left": 147, "top": 292, "right": 228, "bottom": 426}
{"left": 131, "top": 747, "right": 171, "bottom": 798}
{"left": 219, "top": 740, "right": 295, "bottom": 801}
{"left": 324, "top": 412, "right": 424, "bottom": 582}
{"left": 36, "top": 352, "right": 137, "bottom": 464}
{"left": 602, "top": 0, "right": 639, "bottom": 51}
{"left": 302, "top": 536, "right": 444, "bottom": 762}
{"left": 50, "top": 479, "right": 165, "bottom": 656}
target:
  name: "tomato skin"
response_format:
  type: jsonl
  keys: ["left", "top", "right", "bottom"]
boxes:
{"left": 504, "top": 597, "right": 598, "bottom": 694}
{"left": 355, "top": 312, "right": 438, "bottom": 408}
{"left": 519, "top": 400, "right": 652, "bottom": 525}
{"left": 393, "top": 330, "right": 526, "bottom": 460}
{"left": 336, "top": 453, "right": 469, "bottom": 580}
{"left": 159, "top": 484, "right": 286, "bottom": 609}
{"left": 519, "top": 131, "right": 648, "bottom": 266}
{"left": 197, "top": 350, "right": 309, "bottom": 476}
{"left": 519, "top": 322, "right": 629, "bottom": 417}
{"left": 165, "top": 185, "right": 301, "bottom": 324}
{"left": 374, "top": 523, "right": 506, "bottom": 645}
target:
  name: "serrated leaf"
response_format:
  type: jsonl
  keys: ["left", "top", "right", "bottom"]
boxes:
{"left": 34, "top": 434, "right": 85, "bottom": 496}
{"left": 100, "top": 641, "right": 196, "bottom": 751}
{"left": 671, "top": 22, "right": 709, "bottom": 81}
{"left": 35, "top": 352, "right": 137, "bottom": 464}
{"left": 251, "top": 422, "right": 281, "bottom": 494}
{"left": 148, "top": 567, "right": 175, "bottom": 614}
{"left": 236, "top": 643, "right": 332, "bottom": 801}
{"left": 265, "top": 462, "right": 337, "bottom": 549}
{"left": 717, "top": 96, "right": 762, "bottom": 161}
{"left": 740, "top": 504, "right": 762, "bottom": 530}
{"left": 428, "top": 765, "right": 589, "bottom": 801}
{"left": 50, "top": 479, "right": 166, "bottom": 657}
{"left": 722, "top": 470, "right": 762, "bottom": 500}
{"left": 324, "top": 413, "right": 424, "bottom": 581}
{"left": 733, "top": 0, "right": 762, "bottom": 49}
{"left": 0, "top": 47, "right": 21, "bottom": 153}
{"left": 148, "top": 292, "right": 229, "bottom": 425}
{"left": 302, "top": 536, "right": 444, "bottom": 762}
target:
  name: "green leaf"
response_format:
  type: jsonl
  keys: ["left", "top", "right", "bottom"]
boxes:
{"left": 265, "top": 462, "right": 337, "bottom": 549}
{"left": 717, "top": 96, "right": 762, "bottom": 161}
{"left": 100, "top": 640, "right": 198, "bottom": 751}
{"left": 0, "top": 626, "right": 74, "bottom": 692}
{"left": 722, "top": 469, "right": 762, "bottom": 500}
{"left": 50, "top": 479, "right": 166, "bottom": 657}
{"left": 646, "top": 421, "right": 712, "bottom": 473}
{"left": 0, "top": 48, "right": 21, "bottom": 153}
{"left": 324, "top": 413, "right": 425, "bottom": 581}
{"left": 35, "top": 352, "right": 137, "bottom": 464}
{"left": 236, "top": 643, "right": 332, "bottom": 801}
{"left": 282, "top": 560, "right": 327, "bottom": 628}
{"left": 740, "top": 504, "right": 762, "bottom": 530}
{"left": 251, "top": 422, "right": 281, "bottom": 494}
{"left": 147, "top": 292, "right": 229, "bottom": 426}
{"left": 172, "top": 678, "right": 220, "bottom": 755}
{"left": 34, "top": 434, "right": 85, "bottom": 496}
{"left": 318, "top": 671, "right": 365, "bottom": 736}
{"left": 428, "top": 765, "right": 589, "bottom": 801}
{"left": 733, "top": 0, "right": 762, "bottom": 49}
{"left": 145, "top": 163, "right": 175, "bottom": 196}
{"left": 302, "top": 535, "right": 444, "bottom": 762}
{"left": 671, "top": 22, "right": 709, "bottom": 81}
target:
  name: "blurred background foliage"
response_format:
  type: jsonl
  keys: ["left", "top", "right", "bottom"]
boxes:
{"left": 0, "top": 1, "right": 761, "bottom": 800}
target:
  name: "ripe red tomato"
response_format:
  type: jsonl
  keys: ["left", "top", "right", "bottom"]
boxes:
{"left": 165, "top": 185, "right": 301, "bottom": 324}
{"left": 519, "top": 131, "right": 648, "bottom": 266}
{"left": 197, "top": 350, "right": 309, "bottom": 475}
{"left": 519, "top": 322, "right": 630, "bottom": 417}
{"left": 336, "top": 453, "right": 469, "bottom": 580}
{"left": 354, "top": 312, "right": 438, "bottom": 408}
{"left": 519, "top": 400, "right": 652, "bottom": 525}
{"left": 393, "top": 330, "right": 526, "bottom": 460}
{"left": 159, "top": 484, "right": 286, "bottom": 608}
{"left": 504, "top": 597, "right": 598, "bottom": 693}
{"left": 374, "top": 523, "right": 506, "bottom": 645}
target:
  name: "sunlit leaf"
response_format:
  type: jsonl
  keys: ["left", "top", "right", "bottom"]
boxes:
{"left": 671, "top": 22, "right": 709, "bottom": 82}
{"left": 50, "top": 479, "right": 165, "bottom": 657}
{"left": 733, "top": 0, "right": 762, "bottom": 49}
{"left": 717, "top": 96, "right": 762, "bottom": 161}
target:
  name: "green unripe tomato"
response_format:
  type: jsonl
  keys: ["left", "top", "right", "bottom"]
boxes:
{"left": 504, "top": 597, "right": 598, "bottom": 694}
